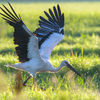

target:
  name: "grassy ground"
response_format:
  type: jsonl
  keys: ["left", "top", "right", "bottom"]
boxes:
{"left": 0, "top": 2, "right": 100, "bottom": 100}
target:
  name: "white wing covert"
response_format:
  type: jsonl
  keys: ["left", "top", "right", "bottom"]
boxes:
{"left": 34, "top": 4, "right": 64, "bottom": 60}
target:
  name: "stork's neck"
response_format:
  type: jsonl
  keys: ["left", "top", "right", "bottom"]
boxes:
{"left": 52, "top": 64, "right": 63, "bottom": 72}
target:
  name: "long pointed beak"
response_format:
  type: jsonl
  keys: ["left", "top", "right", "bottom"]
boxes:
{"left": 67, "top": 64, "right": 81, "bottom": 76}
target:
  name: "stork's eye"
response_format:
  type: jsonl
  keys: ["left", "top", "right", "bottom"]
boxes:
{"left": 65, "top": 61, "right": 69, "bottom": 65}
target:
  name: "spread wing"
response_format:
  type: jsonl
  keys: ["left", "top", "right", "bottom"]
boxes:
{"left": 0, "top": 3, "right": 40, "bottom": 63}
{"left": 34, "top": 4, "right": 64, "bottom": 60}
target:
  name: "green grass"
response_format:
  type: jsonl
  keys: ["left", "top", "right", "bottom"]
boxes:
{"left": 0, "top": 2, "right": 100, "bottom": 100}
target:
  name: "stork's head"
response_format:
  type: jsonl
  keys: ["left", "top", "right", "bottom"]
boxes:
{"left": 61, "top": 60, "right": 81, "bottom": 76}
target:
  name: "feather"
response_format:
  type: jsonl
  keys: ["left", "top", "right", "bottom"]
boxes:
{"left": 57, "top": 4, "right": 61, "bottom": 21}
{"left": 0, "top": 3, "right": 40, "bottom": 62}
{"left": 53, "top": 6, "right": 59, "bottom": 22}
{"left": 34, "top": 4, "right": 64, "bottom": 60}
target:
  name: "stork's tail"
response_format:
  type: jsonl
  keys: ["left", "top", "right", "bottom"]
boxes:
{"left": 4, "top": 63, "right": 24, "bottom": 71}
{"left": 5, "top": 64, "right": 15, "bottom": 68}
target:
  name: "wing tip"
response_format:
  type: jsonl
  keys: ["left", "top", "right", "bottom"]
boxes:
{"left": 0, "top": 3, "right": 22, "bottom": 26}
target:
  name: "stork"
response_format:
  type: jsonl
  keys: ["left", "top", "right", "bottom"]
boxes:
{"left": 0, "top": 3, "right": 81, "bottom": 87}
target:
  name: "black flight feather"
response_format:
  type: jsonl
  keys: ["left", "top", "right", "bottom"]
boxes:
{"left": 34, "top": 4, "right": 64, "bottom": 49}
{"left": 53, "top": 6, "right": 59, "bottom": 22}
{"left": 0, "top": 3, "right": 31, "bottom": 62}
{"left": 57, "top": 4, "right": 61, "bottom": 21}
{"left": 49, "top": 8, "right": 57, "bottom": 23}
{"left": 44, "top": 11, "right": 54, "bottom": 24}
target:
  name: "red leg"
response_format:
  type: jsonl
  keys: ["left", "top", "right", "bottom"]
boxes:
{"left": 33, "top": 78, "right": 35, "bottom": 85}
{"left": 23, "top": 75, "right": 32, "bottom": 87}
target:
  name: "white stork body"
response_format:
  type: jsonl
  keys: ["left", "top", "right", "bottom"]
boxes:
{"left": 0, "top": 3, "right": 81, "bottom": 87}
{"left": 6, "top": 58, "right": 67, "bottom": 78}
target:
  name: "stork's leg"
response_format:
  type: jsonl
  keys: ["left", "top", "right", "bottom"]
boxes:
{"left": 33, "top": 77, "right": 35, "bottom": 85}
{"left": 23, "top": 75, "right": 32, "bottom": 87}
{"left": 23, "top": 77, "right": 47, "bottom": 91}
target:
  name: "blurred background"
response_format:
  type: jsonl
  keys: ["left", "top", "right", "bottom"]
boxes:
{"left": 0, "top": 0, "right": 100, "bottom": 2}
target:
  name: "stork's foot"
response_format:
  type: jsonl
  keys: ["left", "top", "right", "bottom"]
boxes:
{"left": 23, "top": 83, "right": 32, "bottom": 87}
{"left": 23, "top": 76, "right": 54, "bottom": 91}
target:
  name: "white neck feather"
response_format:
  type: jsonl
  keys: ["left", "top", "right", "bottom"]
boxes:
{"left": 52, "top": 63, "right": 64, "bottom": 72}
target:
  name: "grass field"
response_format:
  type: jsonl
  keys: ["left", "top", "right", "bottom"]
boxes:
{"left": 0, "top": 2, "right": 100, "bottom": 100}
